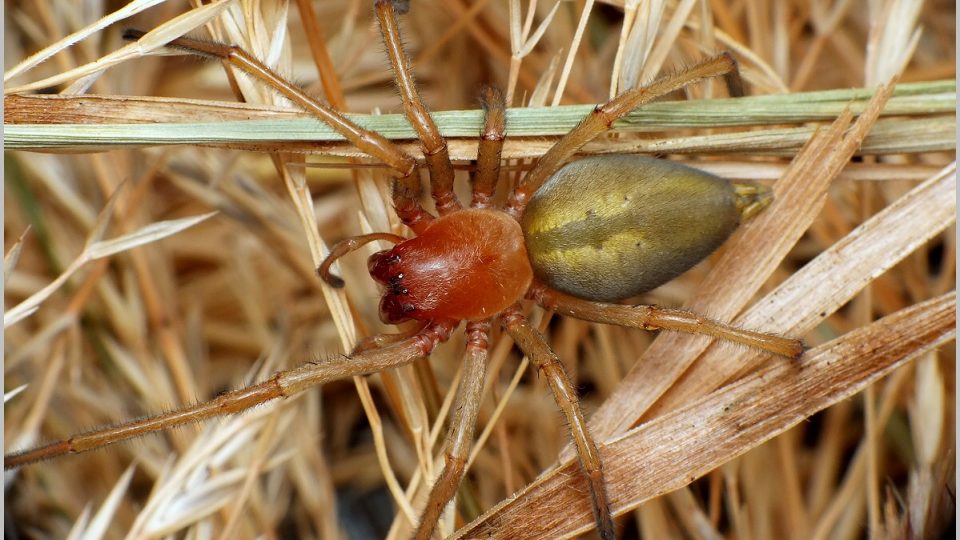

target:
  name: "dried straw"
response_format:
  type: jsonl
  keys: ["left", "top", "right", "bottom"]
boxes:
{"left": 4, "top": 1, "right": 955, "bottom": 539}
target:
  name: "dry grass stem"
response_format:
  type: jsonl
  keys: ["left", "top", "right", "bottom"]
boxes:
{"left": 457, "top": 292, "right": 956, "bottom": 538}
{"left": 5, "top": 0, "right": 954, "bottom": 538}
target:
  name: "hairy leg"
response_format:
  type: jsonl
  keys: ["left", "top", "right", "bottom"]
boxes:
{"left": 122, "top": 29, "right": 434, "bottom": 232}
{"left": 375, "top": 0, "right": 459, "bottom": 216}
{"left": 4, "top": 323, "right": 455, "bottom": 469}
{"left": 506, "top": 53, "right": 742, "bottom": 217}
{"left": 472, "top": 86, "right": 507, "bottom": 209}
{"left": 501, "top": 305, "right": 615, "bottom": 540}
{"left": 414, "top": 320, "right": 491, "bottom": 540}
{"left": 529, "top": 282, "right": 804, "bottom": 358}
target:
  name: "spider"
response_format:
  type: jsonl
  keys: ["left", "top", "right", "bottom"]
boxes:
{"left": 5, "top": 1, "right": 804, "bottom": 538}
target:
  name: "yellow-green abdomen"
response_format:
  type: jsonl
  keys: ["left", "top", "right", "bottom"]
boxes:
{"left": 521, "top": 155, "right": 745, "bottom": 302}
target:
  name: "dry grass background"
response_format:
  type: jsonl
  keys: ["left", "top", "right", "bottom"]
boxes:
{"left": 3, "top": 0, "right": 956, "bottom": 539}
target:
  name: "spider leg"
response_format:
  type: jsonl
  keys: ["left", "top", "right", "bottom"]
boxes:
{"left": 501, "top": 305, "right": 615, "bottom": 540}
{"left": 4, "top": 323, "right": 455, "bottom": 469}
{"left": 472, "top": 86, "right": 507, "bottom": 209}
{"left": 506, "top": 53, "right": 742, "bottom": 217}
{"left": 352, "top": 321, "right": 429, "bottom": 354}
{"left": 530, "top": 282, "right": 805, "bottom": 359}
{"left": 375, "top": 0, "right": 459, "bottom": 216}
{"left": 414, "top": 320, "right": 491, "bottom": 540}
{"left": 121, "top": 30, "right": 433, "bottom": 233}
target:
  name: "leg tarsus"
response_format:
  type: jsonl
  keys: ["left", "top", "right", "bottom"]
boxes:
{"left": 384, "top": 0, "right": 410, "bottom": 15}
{"left": 719, "top": 51, "right": 745, "bottom": 97}
{"left": 588, "top": 469, "right": 616, "bottom": 540}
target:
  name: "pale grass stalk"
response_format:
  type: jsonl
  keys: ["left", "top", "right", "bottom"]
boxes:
{"left": 4, "top": 0, "right": 166, "bottom": 83}
{"left": 608, "top": 0, "right": 638, "bottom": 98}
{"left": 771, "top": 0, "right": 788, "bottom": 79}
{"left": 906, "top": 351, "right": 946, "bottom": 537}
{"left": 4, "top": 210, "right": 216, "bottom": 327}
{"left": 4, "top": 385, "right": 28, "bottom": 403}
{"left": 355, "top": 188, "right": 432, "bottom": 529}
{"left": 466, "top": 357, "right": 530, "bottom": 470}
{"left": 855, "top": 177, "right": 882, "bottom": 539}
{"left": 774, "top": 430, "right": 808, "bottom": 536}
{"left": 638, "top": 0, "right": 698, "bottom": 84}
{"left": 64, "top": 507, "right": 93, "bottom": 540}
{"left": 428, "top": 357, "right": 464, "bottom": 448}
{"left": 865, "top": 0, "right": 923, "bottom": 85}
{"left": 355, "top": 374, "right": 419, "bottom": 526}
{"left": 5, "top": 0, "right": 237, "bottom": 93}
{"left": 384, "top": 427, "right": 442, "bottom": 539}
{"left": 910, "top": 352, "right": 945, "bottom": 468}
{"left": 528, "top": 51, "right": 561, "bottom": 106}
{"left": 477, "top": 336, "right": 525, "bottom": 494}
{"left": 378, "top": 365, "right": 431, "bottom": 494}
{"left": 506, "top": 0, "right": 562, "bottom": 104}
{"left": 69, "top": 464, "right": 136, "bottom": 540}
{"left": 695, "top": 0, "right": 717, "bottom": 56}
{"left": 684, "top": 19, "right": 790, "bottom": 93}
{"left": 666, "top": 487, "right": 722, "bottom": 540}
{"left": 4, "top": 228, "right": 30, "bottom": 286}
{"left": 218, "top": 406, "right": 282, "bottom": 540}
{"left": 277, "top": 161, "right": 356, "bottom": 344}
{"left": 6, "top": 337, "right": 65, "bottom": 454}
{"left": 5, "top": 1, "right": 954, "bottom": 537}
{"left": 806, "top": 401, "right": 852, "bottom": 517}
{"left": 739, "top": 445, "right": 774, "bottom": 536}
{"left": 384, "top": 358, "right": 465, "bottom": 538}
{"left": 722, "top": 461, "right": 747, "bottom": 537}
{"left": 809, "top": 367, "right": 913, "bottom": 538}
{"left": 638, "top": 498, "right": 676, "bottom": 537}
{"left": 617, "top": 0, "right": 666, "bottom": 93}
{"left": 550, "top": 0, "right": 594, "bottom": 106}
{"left": 864, "top": 382, "right": 880, "bottom": 536}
